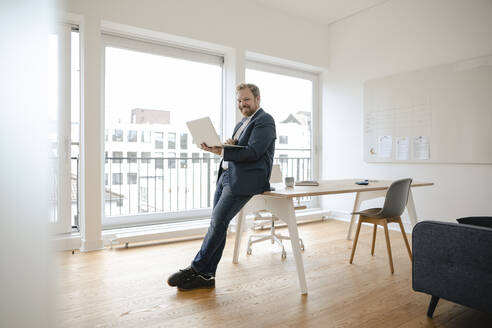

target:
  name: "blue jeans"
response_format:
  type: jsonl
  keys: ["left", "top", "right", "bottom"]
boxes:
{"left": 191, "top": 170, "right": 252, "bottom": 277}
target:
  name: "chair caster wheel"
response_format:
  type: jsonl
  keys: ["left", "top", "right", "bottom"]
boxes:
{"left": 281, "top": 252, "right": 287, "bottom": 260}
{"left": 247, "top": 248, "right": 252, "bottom": 255}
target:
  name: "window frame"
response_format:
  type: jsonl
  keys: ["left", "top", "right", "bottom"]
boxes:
{"left": 101, "top": 31, "right": 227, "bottom": 229}
{"left": 49, "top": 23, "right": 81, "bottom": 235}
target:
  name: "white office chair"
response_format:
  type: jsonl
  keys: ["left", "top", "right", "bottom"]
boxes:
{"left": 246, "top": 164, "right": 305, "bottom": 259}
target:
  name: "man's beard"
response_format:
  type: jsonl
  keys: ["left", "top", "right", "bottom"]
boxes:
{"left": 241, "top": 106, "right": 255, "bottom": 116}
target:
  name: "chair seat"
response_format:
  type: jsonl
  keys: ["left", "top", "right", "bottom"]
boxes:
{"left": 353, "top": 207, "right": 384, "bottom": 218}
{"left": 252, "top": 211, "right": 280, "bottom": 221}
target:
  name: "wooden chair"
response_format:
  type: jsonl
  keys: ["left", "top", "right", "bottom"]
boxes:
{"left": 349, "top": 178, "right": 413, "bottom": 274}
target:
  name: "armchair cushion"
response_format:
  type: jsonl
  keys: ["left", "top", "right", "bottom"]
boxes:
{"left": 412, "top": 221, "right": 492, "bottom": 315}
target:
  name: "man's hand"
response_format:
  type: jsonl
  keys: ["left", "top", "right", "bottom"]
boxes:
{"left": 200, "top": 143, "right": 222, "bottom": 155}
{"left": 224, "top": 138, "right": 238, "bottom": 145}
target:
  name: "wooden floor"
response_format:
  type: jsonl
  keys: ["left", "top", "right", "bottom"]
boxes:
{"left": 56, "top": 219, "right": 490, "bottom": 327}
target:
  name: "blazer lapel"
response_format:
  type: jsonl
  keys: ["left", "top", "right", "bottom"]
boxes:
{"left": 232, "top": 108, "right": 264, "bottom": 139}
{"left": 232, "top": 120, "right": 243, "bottom": 138}
{"left": 237, "top": 108, "right": 264, "bottom": 144}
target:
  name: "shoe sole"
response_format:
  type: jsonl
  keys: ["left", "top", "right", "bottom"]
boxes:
{"left": 177, "top": 285, "right": 215, "bottom": 291}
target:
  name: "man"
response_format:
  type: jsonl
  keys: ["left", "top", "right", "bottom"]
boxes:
{"left": 167, "top": 83, "right": 276, "bottom": 291}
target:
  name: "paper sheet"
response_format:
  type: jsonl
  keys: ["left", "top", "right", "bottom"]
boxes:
{"left": 395, "top": 137, "right": 410, "bottom": 160}
{"left": 413, "top": 136, "right": 430, "bottom": 160}
{"left": 377, "top": 135, "right": 393, "bottom": 158}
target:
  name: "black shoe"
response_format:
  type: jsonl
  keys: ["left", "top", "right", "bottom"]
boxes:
{"left": 178, "top": 273, "right": 215, "bottom": 291}
{"left": 167, "top": 266, "right": 196, "bottom": 287}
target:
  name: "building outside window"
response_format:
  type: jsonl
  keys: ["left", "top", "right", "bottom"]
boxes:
{"left": 127, "top": 151, "right": 137, "bottom": 163}
{"left": 192, "top": 152, "right": 199, "bottom": 164}
{"left": 180, "top": 152, "right": 187, "bottom": 168}
{"left": 168, "top": 132, "right": 176, "bottom": 149}
{"left": 112, "top": 129, "right": 123, "bottom": 142}
{"left": 112, "top": 151, "right": 123, "bottom": 163}
{"left": 112, "top": 173, "right": 122, "bottom": 185}
{"left": 128, "top": 130, "right": 137, "bottom": 142}
{"left": 168, "top": 152, "right": 176, "bottom": 168}
{"left": 155, "top": 132, "right": 163, "bottom": 149}
{"left": 141, "top": 152, "right": 151, "bottom": 164}
{"left": 180, "top": 133, "right": 188, "bottom": 149}
{"left": 155, "top": 152, "right": 163, "bottom": 169}
{"left": 279, "top": 135, "right": 288, "bottom": 144}
{"left": 127, "top": 173, "right": 137, "bottom": 185}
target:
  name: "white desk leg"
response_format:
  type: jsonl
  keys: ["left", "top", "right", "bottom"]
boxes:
{"left": 347, "top": 192, "right": 362, "bottom": 240}
{"left": 267, "top": 197, "right": 308, "bottom": 295}
{"left": 232, "top": 209, "right": 244, "bottom": 264}
{"left": 406, "top": 189, "right": 418, "bottom": 227}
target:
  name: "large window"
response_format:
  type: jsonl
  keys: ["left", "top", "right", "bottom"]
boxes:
{"left": 103, "top": 34, "right": 223, "bottom": 225}
{"left": 246, "top": 62, "right": 318, "bottom": 205}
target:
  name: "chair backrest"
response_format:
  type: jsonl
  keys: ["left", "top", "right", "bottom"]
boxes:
{"left": 270, "top": 164, "right": 283, "bottom": 183}
{"left": 380, "top": 178, "right": 413, "bottom": 218}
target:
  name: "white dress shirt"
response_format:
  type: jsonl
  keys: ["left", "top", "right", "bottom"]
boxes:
{"left": 221, "top": 109, "right": 260, "bottom": 170}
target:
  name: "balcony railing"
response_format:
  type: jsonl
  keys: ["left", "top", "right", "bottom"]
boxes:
{"left": 104, "top": 155, "right": 312, "bottom": 217}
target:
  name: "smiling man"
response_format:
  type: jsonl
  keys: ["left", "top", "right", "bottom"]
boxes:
{"left": 167, "top": 83, "right": 276, "bottom": 291}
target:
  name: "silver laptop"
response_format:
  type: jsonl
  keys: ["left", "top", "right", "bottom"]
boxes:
{"left": 186, "top": 117, "right": 245, "bottom": 148}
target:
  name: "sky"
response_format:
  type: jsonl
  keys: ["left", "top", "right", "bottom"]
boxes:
{"left": 104, "top": 46, "right": 222, "bottom": 134}
{"left": 104, "top": 46, "right": 313, "bottom": 138}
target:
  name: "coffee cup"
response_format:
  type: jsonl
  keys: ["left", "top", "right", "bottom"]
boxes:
{"left": 285, "top": 177, "right": 295, "bottom": 188}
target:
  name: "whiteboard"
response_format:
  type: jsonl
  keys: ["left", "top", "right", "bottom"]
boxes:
{"left": 364, "top": 55, "right": 492, "bottom": 164}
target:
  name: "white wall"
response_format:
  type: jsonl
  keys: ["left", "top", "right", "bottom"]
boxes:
{"left": 62, "top": 0, "right": 330, "bottom": 68}
{"left": 322, "top": 0, "right": 492, "bottom": 223}
{"left": 59, "top": 0, "right": 330, "bottom": 250}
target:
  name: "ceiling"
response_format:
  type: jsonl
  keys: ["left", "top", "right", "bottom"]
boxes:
{"left": 252, "top": 0, "right": 389, "bottom": 26}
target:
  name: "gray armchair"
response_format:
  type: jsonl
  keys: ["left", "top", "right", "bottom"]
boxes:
{"left": 412, "top": 219, "right": 492, "bottom": 317}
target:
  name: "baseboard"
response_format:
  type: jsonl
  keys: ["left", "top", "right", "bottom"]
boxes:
{"left": 51, "top": 233, "right": 81, "bottom": 251}
{"left": 80, "top": 238, "right": 104, "bottom": 252}
{"left": 104, "top": 219, "right": 210, "bottom": 248}
{"left": 53, "top": 208, "right": 415, "bottom": 252}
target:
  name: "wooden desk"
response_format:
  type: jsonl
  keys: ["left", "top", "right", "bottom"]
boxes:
{"left": 232, "top": 179, "right": 433, "bottom": 295}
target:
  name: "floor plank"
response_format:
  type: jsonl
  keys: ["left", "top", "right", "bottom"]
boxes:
{"left": 56, "top": 219, "right": 491, "bottom": 327}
